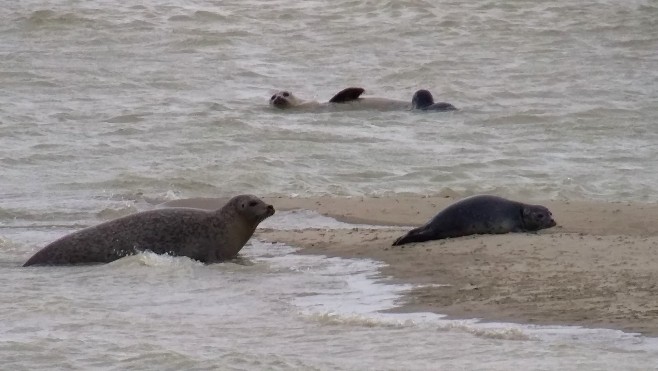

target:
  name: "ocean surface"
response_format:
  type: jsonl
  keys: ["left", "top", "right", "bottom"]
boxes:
{"left": 1, "top": 0, "right": 658, "bottom": 369}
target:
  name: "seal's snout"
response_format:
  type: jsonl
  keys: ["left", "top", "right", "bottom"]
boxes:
{"left": 266, "top": 204, "right": 275, "bottom": 216}
{"left": 271, "top": 96, "right": 289, "bottom": 109}
{"left": 548, "top": 217, "right": 557, "bottom": 228}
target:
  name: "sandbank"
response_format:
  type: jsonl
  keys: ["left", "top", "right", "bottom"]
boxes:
{"left": 164, "top": 194, "right": 658, "bottom": 336}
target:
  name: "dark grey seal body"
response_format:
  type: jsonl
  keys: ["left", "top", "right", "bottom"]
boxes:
{"left": 23, "top": 194, "right": 275, "bottom": 266}
{"left": 412, "top": 89, "right": 457, "bottom": 111}
{"left": 392, "top": 195, "right": 556, "bottom": 246}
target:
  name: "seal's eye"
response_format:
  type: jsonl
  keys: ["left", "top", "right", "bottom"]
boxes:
{"left": 282, "top": 92, "right": 290, "bottom": 97}
{"left": 248, "top": 201, "right": 258, "bottom": 207}
{"left": 270, "top": 95, "right": 276, "bottom": 101}
{"left": 537, "top": 214, "right": 544, "bottom": 219}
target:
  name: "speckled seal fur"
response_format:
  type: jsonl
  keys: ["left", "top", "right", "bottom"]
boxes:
{"left": 23, "top": 194, "right": 275, "bottom": 266}
{"left": 392, "top": 195, "right": 556, "bottom": 246}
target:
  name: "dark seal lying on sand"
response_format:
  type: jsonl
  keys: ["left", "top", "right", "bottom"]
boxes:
{"left": 23, "top": 194, "right": 275, "bottom": 266}
{"left": 392, "top": 195, "right": 556, "bottom": 246}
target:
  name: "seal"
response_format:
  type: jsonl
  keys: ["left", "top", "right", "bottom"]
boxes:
{"left": 269, "top": 90, "right": 313, "bottom": 109}
{"left": 392, "top": 195, "right": 556, "bottom": 246}
{"left": 411, "top": 89, "right": 457, "bottom": 111}
{"left": 23, "top": 194, "right": 275, "bottom": 266}
{"left": 269, "top": 87, "right": 411, "bottom": 111}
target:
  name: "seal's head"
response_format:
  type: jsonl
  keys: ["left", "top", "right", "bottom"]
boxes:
{"left": 412, "top": 89, "right": 458, "bottom": 111}
{"left": 521, "top": 205, "right": 556, "bottom": 231}
{"left": 226, "top": 194, "right": 275, "bottom": 224}
{"left": 412, "top": 89, "right": 435, "bottom": 109}
{"left": 269, "top": 90, "right": 301, "bottom": 109}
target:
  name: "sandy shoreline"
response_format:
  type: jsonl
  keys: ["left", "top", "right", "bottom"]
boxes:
{"left": 164, "top": 194, "right": 658, "bottom": 336}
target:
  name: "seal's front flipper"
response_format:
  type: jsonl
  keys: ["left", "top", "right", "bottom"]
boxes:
{"left": 392, "top": 226, "right": 433, "bottom": 246}
{"left": 329, "top": 87, "right": 365, "bottom": 103}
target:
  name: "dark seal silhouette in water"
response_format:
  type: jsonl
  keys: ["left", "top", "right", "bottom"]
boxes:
{"left": 392, "top": 195, "right": 556, "bottom": 246}
{"left": 411, "top": 89, "right": 457, "bottom": 111}
{"left": 23, "top": 194, "right": 275, "bottom": 266}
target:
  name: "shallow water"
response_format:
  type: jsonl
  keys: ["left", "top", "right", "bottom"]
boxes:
{"left": 4, "top": 213, "right": 658, "bottom": 370}
{"left": 2, "top": 0, "right": 658, "bottom": 369}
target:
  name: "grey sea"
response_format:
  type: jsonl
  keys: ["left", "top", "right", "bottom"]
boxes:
{"left": 1, "top": 0, "right": 658, "bottom": 370}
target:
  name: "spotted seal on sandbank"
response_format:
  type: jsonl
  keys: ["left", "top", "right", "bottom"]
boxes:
{"left": 269, "top": 87, "right": 411, "bottom": 111}
{"left": 23, "top": 194, "right": 275, "bottom": 266}
{"left": 411, "top": 89, "right": 457, "bottom": 111}
{"left": 392, "top": 195, "right": 556, "bottom": 246}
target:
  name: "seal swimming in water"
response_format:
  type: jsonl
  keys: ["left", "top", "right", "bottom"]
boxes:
{"left": 269, "top": 87, "right": 411, "bottom": 111}
{"left": 23, "top": 194, "right": 275, "bottom": 266}
{"left": 392, "top": 195, "right": 556, "bottom": 246}
{"left": 411, "top": 89, "right": 457, "bottom": 111}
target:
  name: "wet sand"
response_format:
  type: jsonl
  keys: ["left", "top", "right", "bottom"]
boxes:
{"left": 164, "top": 194, "right": 658, "bottom": 336}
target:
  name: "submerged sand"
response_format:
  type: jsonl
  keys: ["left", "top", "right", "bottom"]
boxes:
{"left": 164, "top": 194, "right": 658, "bottom": 336}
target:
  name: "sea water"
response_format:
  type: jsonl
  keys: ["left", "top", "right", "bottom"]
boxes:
{"left": 1, "top": 0, "right": 658, "bottom": 369}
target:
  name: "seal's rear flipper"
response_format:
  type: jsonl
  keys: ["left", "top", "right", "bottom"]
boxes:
{"left": 329, "top": 87, "right": 365, "bottom": 103}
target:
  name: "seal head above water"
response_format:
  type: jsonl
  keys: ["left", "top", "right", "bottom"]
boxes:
{"left": 23, "top": 194, "right": 275, "bottom": 266}
{"left": 412, "top": 89, "right": 457, "bottom": 111}
{"left": 269, "top": 90, "right": 308, "bottom": 109}
{"left": 392, "top": 195, "right": 556, "bottom": 246}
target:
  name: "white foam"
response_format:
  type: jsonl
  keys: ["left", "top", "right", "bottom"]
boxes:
{"left": 250, "top": 212, "right": 658, "bottom": 353}
{"left": 106, "top": 250, "right": 205, "bottom": 269}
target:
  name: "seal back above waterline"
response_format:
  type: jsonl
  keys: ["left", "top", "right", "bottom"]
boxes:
{"left": 269, "top": 87, "right": 411, "bottom": 111}
{"left": 23, "top": 194, "right": 275, "bottom": 266}
{"left": 392, "top": 195, "right": 556, "bottom": 246}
